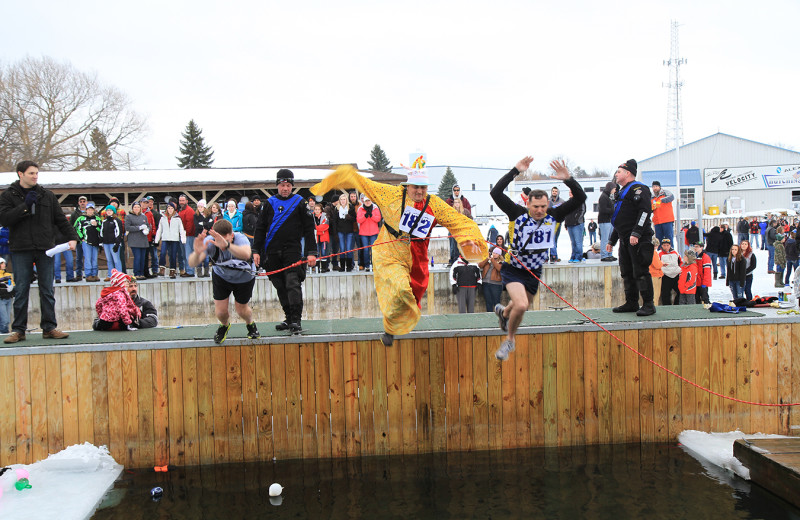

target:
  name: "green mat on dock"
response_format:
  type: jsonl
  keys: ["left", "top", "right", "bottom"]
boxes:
{"left": 2, "top": 305, "right": 762, "bottom": 348}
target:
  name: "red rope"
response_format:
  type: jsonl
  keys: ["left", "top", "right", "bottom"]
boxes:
{"left": 258, "top": 233, "right": 800, "bottom": 407}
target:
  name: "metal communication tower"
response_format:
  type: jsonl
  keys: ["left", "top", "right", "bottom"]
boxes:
{"left": 664, "top": 20, "right": 685, "bottom": 151}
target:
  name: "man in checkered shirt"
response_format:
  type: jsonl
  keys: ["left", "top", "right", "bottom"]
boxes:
{"left": 489, "top": 156, "right": 587, "bottom": 361}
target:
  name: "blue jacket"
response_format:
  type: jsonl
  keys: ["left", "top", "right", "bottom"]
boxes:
{"left": 223, "top": 210, "right": 243, "bottom": 232}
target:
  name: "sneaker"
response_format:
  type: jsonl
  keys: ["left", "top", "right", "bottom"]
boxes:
{"left": 381, "top": 332, "right": 394, "bottom": 346}
{"left": 4, "top": 331, "right": 25, "bottom": 344}
{"left": 43, "top": 328, "right": 69, "bottom": 339}
{"left": 495, "top": 339, "right": 515, "bottom": 361}
{"left": 246, "top": 322, "right": 260, "bottom": 339}
{"left": 494, "top": 304, "right": 508, "bottom": 332}
{"left": 214, "top": 323, "right": 231, "bottom": 344}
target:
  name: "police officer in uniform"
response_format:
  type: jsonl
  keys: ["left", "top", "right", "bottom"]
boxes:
{"left": 253, "top": 169, "right": 317, "bottom": 333}
{"left": 606, "top": 159, "right": 656, "bottom": 316}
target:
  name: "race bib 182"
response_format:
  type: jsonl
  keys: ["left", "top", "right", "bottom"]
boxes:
{"left": 398, "top": 206, "right": 435, "bottom": 238}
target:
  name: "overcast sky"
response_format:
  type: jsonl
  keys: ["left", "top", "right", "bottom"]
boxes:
{"left": 3, "top": 0, "right": 798, "bottom": 174}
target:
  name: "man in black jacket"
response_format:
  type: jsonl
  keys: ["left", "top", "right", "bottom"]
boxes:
{"left": 606, "top": 159, "right": 656, "bottom": 316}
{"left": 92, "top": 277, "right": 159, "bottom": 330}
{"left": 253, "top": 169, "right": 317, "bottom": 333}
{"left": 0, "top": 161, "right": 78, "bottom": 343}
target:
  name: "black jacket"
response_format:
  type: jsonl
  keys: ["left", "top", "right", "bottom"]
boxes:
{"left": 597, "top": 182, "right": 615, "bottom": 224}
{"left": 0, "top": 180, "right": 78, "bottom": 252}
{"left": 242, "top": 209, "right": 258, "bottom": 237}
{"left": 253, "top": 194, "right": 317, "bottom": 259}
{"left": 564, "top": 202, "right": 586, "bottom": 228}
{"left": 608, "top": 181, "right": 653, "bottom": 244}
{"left": 719, "top": 229, "right": 734, "bottom": 256}
{"left": 726, "top": 256, "right": 747, "bottom": 286}
{"left": 705, "top": 227, "right": 722, "bottom": 255}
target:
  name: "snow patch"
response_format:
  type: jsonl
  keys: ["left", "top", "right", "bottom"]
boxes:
{"left": 678, "top": 430, "right": 792, "bottom": 480}
{"left": 0, "top": 443, "right": 123, "bottom": 520}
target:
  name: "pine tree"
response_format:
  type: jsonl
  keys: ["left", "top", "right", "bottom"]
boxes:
{"left": 177, "top": 119, "right": 215, "bottom": 168}
{"left": 84, "top": 128, "right": 116, "bottom": 170}
{"left": 367, "top": 144, "right": 391, "bottom": 172}
{"left": 437, "top": 167, "right": 459, "bottom": 200}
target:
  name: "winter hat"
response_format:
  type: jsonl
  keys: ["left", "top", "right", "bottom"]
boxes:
{"left": 168, "top": 201, "right": 177, "bottom": 210}
{"left": 0, "top": 257, "right": 5, "bottom": 265}
{"left": 618, "top": 159, "right": 638, "bottom": 176}
{"left": 109, "top": 269, "right": 130, "bottom": 288}
{"left": 652, "top": 180, "right": 661, "bottom": 187}
{"left": 492, "top": 247, "right": 502, "bottom": 256}
{"left": 86, "top": 202, "right": 95, "bottom": 209}
{"left": 276, "top": 168, "right": 295, "bottom": 185}
{"left": 104, "top": 205, "right": 116, "bottom": 214}
{"left": 684, "top": 249, "right": 697, "bottom": 262}
{"left": 197, "top": 198, "right": 207, "bottom": 207}
{"left": 661, "top": 238, "right": 671, "bottom": 244}
{"left": 776, "top": 233, "right": 785, "bottom": 241}
{"left": 690, "top": 221, "right": 696, "bottom": 226}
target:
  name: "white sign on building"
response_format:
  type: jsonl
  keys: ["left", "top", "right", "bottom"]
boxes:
{"left": 704, "top": 164, "right": 800, "bottom": 192}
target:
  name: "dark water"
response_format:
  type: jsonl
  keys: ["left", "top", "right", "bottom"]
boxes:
{"left": 92, "top": 444, "right": 800, "bottom": 520}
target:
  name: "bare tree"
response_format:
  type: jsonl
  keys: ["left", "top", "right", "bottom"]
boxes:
{"left": 0, "top": 56, "right": 146, "bottom": 171}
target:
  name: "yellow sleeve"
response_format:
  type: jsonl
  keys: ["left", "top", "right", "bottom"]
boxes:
{"left": 429, "top": 196, "right": 488, "bottom": 263}
{"left": 310, "top": 165, "right": 401, "bottom": 209}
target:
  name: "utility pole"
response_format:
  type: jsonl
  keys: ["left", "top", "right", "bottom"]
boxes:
{"left": 663, "top": 20, "right": 687, "bottom": 253}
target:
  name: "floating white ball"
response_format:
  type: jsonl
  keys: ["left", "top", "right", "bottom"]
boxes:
{"left": 269, "top": 483, "right": 283, "bottom": 497}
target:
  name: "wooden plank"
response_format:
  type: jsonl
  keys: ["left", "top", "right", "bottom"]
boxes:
{"left": 153, "top": 349, "right": 170, "bottom": 467}
{"left": 610, "top": 332, "right": 626, "bottom": 442}
{"left": 356, "top": 341, "right": 375, "bottom": 455}
{"left": 91, "top": 352, "right": 110, "bottom": 450}
{"left": 528, "top": 334, "right": 544, "bottom": 447}
{"left": 342, "top": 341, "right": 361, "bottom": 458}
{"left": 597, "top": 330, "right": 612, "bottom": 444}
{"left": 328, "top": 341, "right": 346, "bottom": 458}
{"left": 583, "top": 332, "right": 598, "bottom": 446}
{"left": 514, "top": 334, "right": 532, "bottom": 448}
{"left": 500, "top": 333, "right": 518, "bottom": 448}
{"left": 182, "top": 347, "right": 200, "bottom": 466}
{"left": 471, "top": 335, "right": 489, "bottom": 450}
{"left": 777, "top": 323, "right": 792, "bottom": 435}
{"left": 385, "top": 339, "right": 403, "bottom": 455}
{"left": 313, "top": 343, "right": 331, "bottom": 459}
{"left": 721, "top": 326, "right": 738, "bottom": 433}
{"left": 569, "top": 332, "right": 584, "bottom": 446}
{"left": 121, "top": 350, "right": 138, "bottom": 468}
{"left": 166, "top": 348, "right": 184, "bottom": 466}
{"left": 708, "top": 326, "right": 724, "bottom": 432}
{"left": 241, "top": 345, "right": 258, "bottom": 462}
{"left": 443, "top": 337, "right": 460, "bottom": 452}
{"left": 750, "top": 325, "right": 766, "bottom": 434}
{"left": 370, "top": 340, "right": 389, "bottom": 456}
{"left": 428, "top": 337, "right": 446, "bottom": 453}
{"left": 401, "top": 339, "right": 418, "bottom": 455}
{"left": 45, "top": 354, "right": 65, "bottom": 456}
{"left": 487, "top": 336, "right": 503, "bottom": 450}
{"left": 195, "top": 347, "right": 215, "bottom": 465}
{"left": 680, "top": 327, "right": 696, "bottom": 431}
{"left": 284, "top": 344, "right": 303, "bottom": 459}
{"left": 300, "top": 343, "right": 318, "bottom": 459}
{"left": 415, "top": 338, "right": 432, "bottom": 454}
{"left": 14, "top": 356, "right": 32, "bottom": 464}
{"left": 0, "top": 357, "right": 15, "bottom": 466}
{"left": 106, "top": 351, "right": 124, "bottom": 465}
{"left": 210, "top": 346, "right": 229, "bottom": 463}
{"left": 624, "top": 329, "right": 640, "bottom": 443}
{"left": 736, "top": 326, "right": 752, "bottom": 433}
{"left": 136, "top": 350, "right": 154, "bottom": 468}
{"left": 652, "top": 328, "right": 669, "bottom": 443}
{"left": 75, "top": 352, "right": 94, "bottom": 446}
{"left": 764, "top": 324, "right": 779, "bottom": 434}
{"left": 791, "top": 324, "right": 800, "bottom": 436}
{"left": 226, "top": 345, "right": 244, "bottom": 462}
{"left": 255, "top": 345, "right": 275, "bottom": 461}
{"left": 695, "top": 327, "right": 710, "bottom": 432}
{"left": 638, "top": 329, "right": 655, "bottom": 443}
{"left": 666, "top": 327, "right": 683, "bottom": 440}
{"left": 542, "top": 333, "right": 558, "bottom": 447}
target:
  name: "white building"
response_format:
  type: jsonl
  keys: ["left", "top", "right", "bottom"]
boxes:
{"left": 639, "top": 133, "right": 800, "bottom": 219}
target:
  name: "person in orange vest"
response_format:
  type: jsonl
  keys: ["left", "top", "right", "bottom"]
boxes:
{"left": 651, "top": 181, "right": 675, "bottom": 244}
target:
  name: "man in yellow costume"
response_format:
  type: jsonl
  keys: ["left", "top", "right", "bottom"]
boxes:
{"left": 311, "top": 159, "right": 487, "bottom": 345}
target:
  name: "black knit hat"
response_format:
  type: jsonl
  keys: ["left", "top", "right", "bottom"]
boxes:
{"left": 619, "top": 159, "right": 638, "bottom": 176}
{"left": 652, "top": 180, "right": 661, "bottom": 187}
{"left": 276, "top": 168, "right": 294, "bottom": 185}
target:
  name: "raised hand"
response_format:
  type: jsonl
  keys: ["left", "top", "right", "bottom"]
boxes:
{"left": 515, "top": 156, "right": 534, "bottom": 174}
{"left": 549, "top": 160, "right": 570, "bottom": 180}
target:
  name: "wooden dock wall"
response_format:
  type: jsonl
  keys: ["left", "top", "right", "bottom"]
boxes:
{"left": 1, "top": 321, "right": 798, "bottom": 469}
